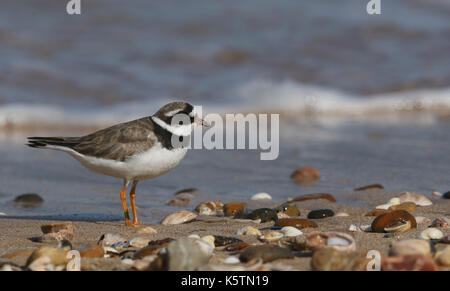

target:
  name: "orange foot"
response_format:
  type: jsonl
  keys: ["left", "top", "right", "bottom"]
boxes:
{"left": 125, "top": 221, "right": 141, "bottom": 227}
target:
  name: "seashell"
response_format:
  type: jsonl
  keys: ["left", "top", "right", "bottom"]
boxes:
{"left": 275, "top": 203, "right": 300, "bottom": 217}
{"left": 371, "top": 210, "right": 417, "bottom": 233}
{"left": 240, "top": 245, "right": 294, "bottom": 263}
{"left": 418, "top": 228, "right": 444, "bottom": 240}
{"left": 354, "top": 184, "right": 384, "bottom": 191}
{"left": 334, "top": 212, "right": 349, "bottom": 217}
{"left": 236, "top": 226, "right": 261, "bottom": 236}
{"left": 212, "top": 235, "right": 243, "bottom": 247}
{"left": 276, "top": 218, "right": 318, "bottom": 230}
{"left": 259, "top": 231, "right": 283, "bottom": 242}
{"left": 389, "top": 239, "right": 431, "bottom": 257}
{"left": 251, "top": 192, "right": 272, "bottom": 201}
{"left": 388, "top": 202, "right": 417, "bottom": 212}
{"left": 223, "top": 256, "right": 241, "bottom": 264}
{"left": 165, "top": 238, "right": 214, "bottom": 271}
{"left": 130, "top": 237, "right": 152, "bottom": 248}
{"left": 292, "top": 193, "right": 336, "bottom": 203}
{"left": 360, "top": 225, "right": 372, "bottom": 232}
{"left": 195, "top": 201, "right": 223, "bottom": 216}
{"left": 201, "top": 235, "right": 216, "bottom": 249}
{"left": 381, "top": 255, "right": 439, "bottom": 271}
{"left": 415, "top": 216, "right": 431, "bottom": 225}
{"left": 98, "top": 233, "right": 127, "bottom": 247}
{"left": 281, "top": 226, "right": 303, "bottom": 237}
{"left": 397, "top": 192, "right": 432, "bottom": 206}
{"left": 305, "top": 232, "right": 356, "bottom": 253}
{"left": 166, "top": 197, "right": 191, "bottom": 207}
{"left": 0, "top": 212, "right": 6, "bottom": 216}
{"left": 187, "top": 234, "right": 200, "bottom": 239}
{"left": 365, "top": 209, "right": 388, "bottom": 217}
{"left": 223, "top": 203, "right": 246, "bottom": 217}
{"left": 376, "top": 197, "right": 400, "bottom": 210}
{"left": 435, "top": 246, "right": 450, "bottom": 266}
{"left": 14, "top": 193, "right": 44, "bottom": 208}
{"left": 431, "top": 217, "right": 450, "bottom": 228}
{"left": 33, "top": 222, "right": 74, "bottom": 243}
{"left": 161, "top": 210, "right": 197, "bottom": 225}
{"left": 290, "top": 167, "right": 320, "bottom": 185}
{"left": 348, "top": 224, "right": 360, "bottom": 232}
{"left": 307, "top": 209, "right": 334, "bottom": 219}
{"left": 431, "top": 191, "right": 443, "bottom": 198}
{"left": 137, "top": 226, "right": 157, "bottom": 234}
{"left": 311, "top": 249, "right": 371, "bottom": 271}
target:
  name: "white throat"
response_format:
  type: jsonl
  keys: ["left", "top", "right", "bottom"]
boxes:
{"left": 152, "top": 116, "right": 192, "bottom": 136}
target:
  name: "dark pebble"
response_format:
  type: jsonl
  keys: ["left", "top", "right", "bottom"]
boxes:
{"left": 275, "top": 203, "right": 300, "bottom": 216}
{"left": 213, "top": 235, "right": 243, "bottom": 247}
{"left": 442, "top": 191, "right": 450, "bottom": 199}
{"left": 14, "top": 193, "right": 44, "bottom": 208}
{"left": 248, "top": 208, "right": 278, "bottom": 223}
{"left": 307, "top": 209, "right": 334, "bottom": 219}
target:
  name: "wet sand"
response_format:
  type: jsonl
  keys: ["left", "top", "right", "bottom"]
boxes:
{"left": 1, "top": 190, "right": 448, "bottom": 270}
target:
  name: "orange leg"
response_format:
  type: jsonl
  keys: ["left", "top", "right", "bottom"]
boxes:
{"left": 129, "top": 180, "right": 140, "bottom": 226}
{"left": 120, "top": 180, "right": 133, "bottom": 226}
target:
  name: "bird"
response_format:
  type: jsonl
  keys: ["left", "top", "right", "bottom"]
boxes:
{"left": 27, "top": 102, "right": 208, "bottom": 227}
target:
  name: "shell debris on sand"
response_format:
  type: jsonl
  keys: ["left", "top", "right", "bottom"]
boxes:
{"left": 194, "top": 201, "right": 223, "bottom": 216}
{"left": 418, "top": 228, "right": 444, "bottom": 240}
{"left": 305, "top": 232, "right": 356, "bottom": 253}
{"left": 389, "top": 239, "right": 431, "bottom": 257}
{"left": 251, "top": 192, "right": 272, "bottom": 201}
{"left": 236, "top": 226, "right": 261, "bottom": 236}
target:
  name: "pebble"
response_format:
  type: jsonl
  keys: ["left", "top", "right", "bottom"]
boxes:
{"left": 292, "top": 193, "right": 336, "bottom": 203}
{"left": 223, "top": 203, "right": 246, "bottom": 217}
{"left": 213, "top": 235, "right": 243, "bottom": 247}
{"left": 418, "top": 228, "right": 444, "bottom": 240}
{"left": 442, "top": 191, "right": 450, "bottom": 199}
{"left": 307, "top": 209, "right": 334, "bottom": 219}
{"left": 35, "top": 222, "right": 74, "bottom": 242}
{"left": 365, "top": 209, "right": 388, "bottom": 217}
{"left": 223, "top": 256, "right": 241, "bottom": 264}
{"left": 137, "top": 226, "right": 157, "bottom": 234}
{"left": 371, "top": 210, "right": 417, "bottom": 233}
{"left": 276, "top": 218, "right": 318, "bottom": 230}
{"left": 14, "top": 193, "right": 44, "bottom": 208}
{"left": 174, "top": 188, "right": 203, "bottom": 197}
{"left": 247, "top": 208, "right": 278, "bottom": 223}
{"left": 311, "top": 249, "right": 370, "bottom": 271}
{"left": 389, "top": 239, "right": 431, "bottom": 257}
{"left": 388, "top": 202, "right": 417, "bottom": 212}
{"left": 376, "top": 197, "right": 400, "bottom": 210}
{"left": 130, "top": 237, "right": 153, "bottom": 248}
{"left": 166, "top": 238, "right": 214, "bottom": 271}
{"left": 161, "top": 210, "right": 197, "bottom": 225}
{"left": 0, "top": 212, "right": 6, "bottom": 216}
{"left": 382, "top": 255, "right": 439, "bottom": 271}
{"left": 436, "top": 246, "right": 450, "bottom": 266}
{"left": 26, "top": 247, "right": 69, "bottom": 270}
{"left": 431, "top": 191, "right": 443, "bottom": 198}
{"left": 354, "top": 184, "right": 384, "bottom": 191}
{"left": 166, "top": 197, "right": 191, "bottom": 207}
{"left": 236, "top": 226, "right": 261, "bottom": 236}
{"left": 224, "top": 242, "right": 250, "bottom": 251}
{"left": 290, "top": 167, "right": 320, "bottom": 186}
{"left": 78, "top": 245, "right": 105, "bottom": 259}
{"left": 251, "top": 192, "right": 272, "bottom": 201}
{"left": 275, "top": 203, "right": 300, "bottom": 217}
{"left": 240, "top": 245, "right": 294, "bottom": 263}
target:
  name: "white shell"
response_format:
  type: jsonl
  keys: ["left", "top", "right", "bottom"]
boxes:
{"left": 161, "top": 210, "right": 197, "bottom": 225}
{"left": 0, "top": 212, "right": 6, "bottom": 216}
{"left": 201, "top": 235, "right": 216, "bottom": 249}
{"left": 261, "top": 231, "right": 284, "bottom": 242}
{"left": 223, "top": 256, "right": 241, "bottom": 264}
{"left": 431, "top": 191, "right": 443, "bottom": 198}
{"left": 236, "top": 226, "right": 261, "bottom": 236}
{"left": 418, "top": 228, "right": 444, "bottom": 240}
{"left": 251, "top": 193, "right": 272, "bottom": 201}
{"left": 281, "top": 226, "right": 303, "bottom": 237}
{"left": 397, "top": 192, "right": 432, "bottom": 206}
{"left": 137, "top": 226, "right": 157, "bottom": 234}
{"left": 334, "top": 212, "right": 349, "bottom": 217}
{"left": 348, "top": 224, "right": 360, "bottom": 232}
{"left": 360, "top": 225, "right": 372, "bottom": 232}
{"left": 187, "top": 234, "right": 200, "bottom": 239}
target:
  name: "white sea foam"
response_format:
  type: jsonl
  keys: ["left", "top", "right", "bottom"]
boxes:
{"left": 1, "top": 79, "right": 450, "bottom": 131}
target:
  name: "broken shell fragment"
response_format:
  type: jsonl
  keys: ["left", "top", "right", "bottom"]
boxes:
{"left": 280, "top": 226, "right": 303, "bottom": 237}
{"left": 276, "top": 218, "right": 318, "bottom": 230}
{"left": 258, "top": 231, "right": 283, "bottom": 242}
{"left": 305, "top": 232, "right": 356, "bottom": 253}
{"left": 397, "top": 192, "right": 432, "bottom": 206}
{"left": 195, "top": 201, "right": 223, "bottom": 216}
{"left": 418, "top": 228, "right": 444, "bottom": 240}
{"left": 98, "top": 233, "right": 127, "bottom": 247}
{"left": 251, "top": 192, "right": 272, "bottom": 201}
{"left": 371, "top": 210, "right": 417, "bottom": 233}
{"left": 161, "top": 210, "right": 197, "bottom": 225}
{"left": 388, "top": 202, "right": 417, "bottom": 212}
{"left": 376, "top": 197, "right": 400, "bottom": 210}
{"left": 431, "top": 217, "right": 450, "bottom": 228}
{"left": 307, "top": 209, "right": 334, "bottom": 219}
{"left": 236, "top": 226, "right": 261, "bottom": 236}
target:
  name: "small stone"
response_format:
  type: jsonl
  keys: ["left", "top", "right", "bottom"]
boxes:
{"left": 251, "top": 193, "right": 272, "bottom": 201}
{"left": 431, "top": 217, "right": 450, "bottom": 228}
{"left": 161, "top": 210, "right": 197, "bottom": 225}
{"left": 431, "top": 191, "right": 443, "bottom": 198}
{"left": 78, "top": 245, "right": 104, "bottom": 259}
{"left": 247, "top": 208, "right": 278, "bottom": 223}
{"left": 223, "top": 203, "right": 246, "bottom": 217}
{"left": 280, "top": 226, "right": 303, "bottom": 237}
{"left": 225, "top": 242, "right": 250, "bottom": 251}
{"left": 275, "top": 203, "right": 300, "bottom": 217}
{"left": 305, "top": 232, "right": 356, "bottom": 253}
{"left": 223, "top": 256, "right": 240, "bottom": 264}
{"left": 137, "top": 226, "right": 157, "bottom": 234}
{"left": 166, "top": 197, "right": 191, "bottom": 207}
{"left": 436, "top": 246, "right": 450, "bottom": 266}
{"left": 389, "top": 239, "right": 431, "bottom": 257}
{"left": 166, "top": 238, "right": 213, "bottom": 271}
{"left": 201, "top": 235, "right": 216, "bottom": 249}
{"left": 276, "top": 218, "right": 318, "bottom": 230}
{"left": 415, "top": 216, "right": 431, "bottom": 225}
{"left": 195, "top": 201, "right": 223, "bottom": 216}
{"left": 240, "top": 245, "right": 294, "bottom": 263}
{"left": 292, "top": 193, "right": 336, "bottom": 203}
{"left": 36, "top": 222, "right": 74, "bottom": 242}
{"left": 130, "top": 237, "right": 153, "bottom": 248}
{"left": 213, "top": 235, "right": 243, "bottom": 247}
{"left": 307, "top": 209, "right": 334, "bottom": 219}
{"left": 354, "top": 184, "right": 384, "bottom": 191}
{"left": 14, "top": 193, "right": 44, "bottom": 208}
{"left": 442, "top": 191, "right": 450, "bottom": 199}
{"left": 290, "top": 167, "right": 320, "bottom": 186}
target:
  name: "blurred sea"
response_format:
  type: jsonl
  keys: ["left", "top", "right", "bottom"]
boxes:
{"left": 0, "top": 0, "right": 449, "bottom": 222}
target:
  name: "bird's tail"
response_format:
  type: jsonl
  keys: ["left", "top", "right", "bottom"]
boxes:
{"left": 27, "top": 136, "right": 80, "bottom": 149}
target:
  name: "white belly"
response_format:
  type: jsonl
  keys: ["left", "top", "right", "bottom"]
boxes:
{"left": 66, "top": 144, "right": 188, "bottom": 181}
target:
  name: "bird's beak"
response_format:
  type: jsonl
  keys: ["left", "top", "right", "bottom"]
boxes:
{"left": 194, "top": 116, "right": 210, "bottom": 127}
